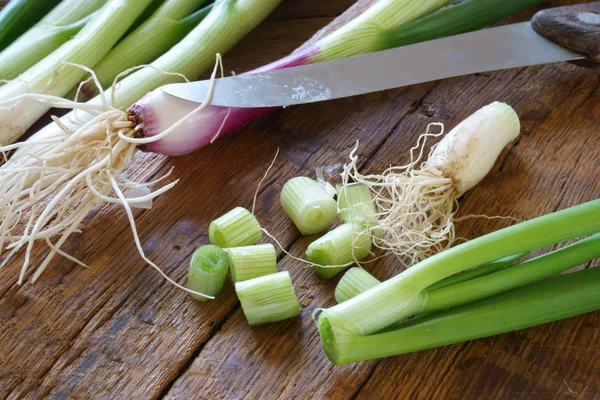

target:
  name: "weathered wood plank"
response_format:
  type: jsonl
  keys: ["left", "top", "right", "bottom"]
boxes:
{"left": 0, "top": 0, "right": 599, "bottom": 399}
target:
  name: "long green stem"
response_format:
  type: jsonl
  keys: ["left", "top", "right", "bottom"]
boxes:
{"left": 107, "top": 0, "right": 282, "bottom": 109}
{"left": 0, "top": 0, "right": 62, "bottom": 51}
{"left": 338, "top": 234, "right": 600, "bottom": 312}
{"left": 319, "top": 199, "right": 600, "bottom": 336}
{"left": 0, "top": 0, "right": 106, "bottom": 80}
{"left": 380, "top": 0, "right": 544, "bottom": 49}
{"left": 79, "top": 0, "right": 212, "bottom": 98}
{"left": 424, "top": 233, "right": 600, "bottom": 312}
{"left": 126, "top": 0, "right": 168, "bottom": 35}
{"left": 320, "top": 266, "right": 600, "bottom": 365}
{"left": 312, "top": 0, "right": 454, "bottom": 63}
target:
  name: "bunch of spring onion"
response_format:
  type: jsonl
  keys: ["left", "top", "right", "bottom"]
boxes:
{"left": 317, "top": 198, "right": 600, "bottom": 364}
{"left": 0, "top": 0, "right": 282, "bottom": 289}
{"left": 0, "top": 0, "right": 149, "bottom": 146}
{"left": 0, "top": 0, "right": 106, "bottom": 81}
{"left": 0, "top": 0, "right": 538, "bottom": 285}
{"left": 0, "top": 0, "right": 62, "bottom": 51}
{"left": 129, "top": 0, "right": 543, "bottom": 156}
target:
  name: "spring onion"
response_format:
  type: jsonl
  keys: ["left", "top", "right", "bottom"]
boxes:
{"left": 0, "top": 0, "right": 62, "bottom": 51}
{"left": 338, "top": 102, "right": 519, "bottom": 267}
{"left": 188, "top": 244, "right": 230, "bottom": 302}
{"left": 320, "top": 266, "right": 600, "bottom": 365}
{"left": 236, "top": 271, "right": 301, "bottom": 326}
{"left": 0, "top": 0, "right": 106, "bottom": 81}
{"left": 127, "top": 0, "right": 542, "bottom": 157}
{"left": 0, "top": 0, "right": 282, "bottom": 283}
{"left": 226, "top": 243, "right": 277, "bottom": 283}
{"left": 316, "top": 197, "right": 600, "bottom": 340}
{"left": 280, "top": 177, "right": 337, "bottom": 235}
{"left": 209, "top": 207, "right": 262, "bottom": 248}
{"left": 423, "top": 233, "right": 600, "bottom": 313}
{"left": 307, "top": 223, "right": 372, "bottom": 279}
{"left": 0, "top": 0, "right": 147, "bottom": 146}
{"left": 335, "top": 267, "right": 380, "bottom": 303}
{"left": 76, "top": 0, "right": 213, "bottom": 99}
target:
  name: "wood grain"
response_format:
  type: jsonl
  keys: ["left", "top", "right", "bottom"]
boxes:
{"left": 1, "top": 1, "right": 599, "bottom": 399}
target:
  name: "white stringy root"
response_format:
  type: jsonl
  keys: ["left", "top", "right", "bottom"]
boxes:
{"left": 338, "top": 102, "right": 520, "bottom": 267}
{"left": 0, "top": 57, "right": 225, "bottom": 297}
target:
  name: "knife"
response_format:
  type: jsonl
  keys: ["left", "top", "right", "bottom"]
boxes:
{"left": 161, "top": 3, "right": 600, "bottom": 108}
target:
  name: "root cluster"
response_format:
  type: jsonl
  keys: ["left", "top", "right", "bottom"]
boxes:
{"left": 339, "top": 123, "right": 461, "bottom": 267}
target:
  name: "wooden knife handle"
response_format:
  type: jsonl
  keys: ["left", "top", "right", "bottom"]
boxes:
{"left": 531, "top": 2, "right": 600, "bottom": 68}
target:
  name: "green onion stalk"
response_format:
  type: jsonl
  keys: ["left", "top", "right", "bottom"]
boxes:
{"left": 317, "top": 198, "right": 600, "bottom": 363}
{"left": 0, "top": 0, "right": 62, "bottom": 51}
{"left": 226, "top": 244, "right": 277, "bottom": 283}
{"left": 209, "top": 207, "right": 263, "bottom": 248}
{"left": 0, "top": 0, "right": 146, "bottom": 146}
{"left": 130, "top": 0, "right": 544, "bottom": 156}
{"left": 280, "top": 177, "right": 337, "bottom": 235}
{"left": 336, "top": 252, "right": 528, "bottom": 303}
{"left": 0, "top": 0, "right": 106, "bottom": 81}
{"left": 0, "top": 0, "right": 282, "bottom": 284}
{"left": 126, "top": 0, "right": 169, "bottom": 34}
{"left": 236, "top": 271, "right": 301, "bottom": 326}
{"left": 76, "top": 0, "right": 213, "bottom": 100}
{"left": 337, "top": 234, "right": 600, "bottom": 308}
{"left": 188, "top": 245, "right": 230, "bottom": 301}
{"left": 323, "top": 265, "right": 600, "bottom": 365}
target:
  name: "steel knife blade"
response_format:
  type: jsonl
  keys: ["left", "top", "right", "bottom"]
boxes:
{"left": 160, "top": 22, "right": 584, "bottom": 108}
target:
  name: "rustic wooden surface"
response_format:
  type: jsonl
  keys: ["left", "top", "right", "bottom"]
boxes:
{"left": 1, "top": 0, "right": 600, "bottom": 399}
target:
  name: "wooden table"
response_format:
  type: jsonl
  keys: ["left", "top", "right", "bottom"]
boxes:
{"left": 1, "top": 1, "right": 600, "bottom": 398}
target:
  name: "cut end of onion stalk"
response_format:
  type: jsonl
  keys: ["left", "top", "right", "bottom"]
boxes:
{"left": 188, "top": 244, "right": 230, "bottom": 302}
{"left": 334, "top": 267, "right": 380, "bottom": 303}
{"left": 280, "top": 176, "right": 338, "bottom": 235}
{"left": 209, "top": 207, "right": 262, "bottom": 248}
{"left": 226, "top": 243, "right": 277, "bottom": 283}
